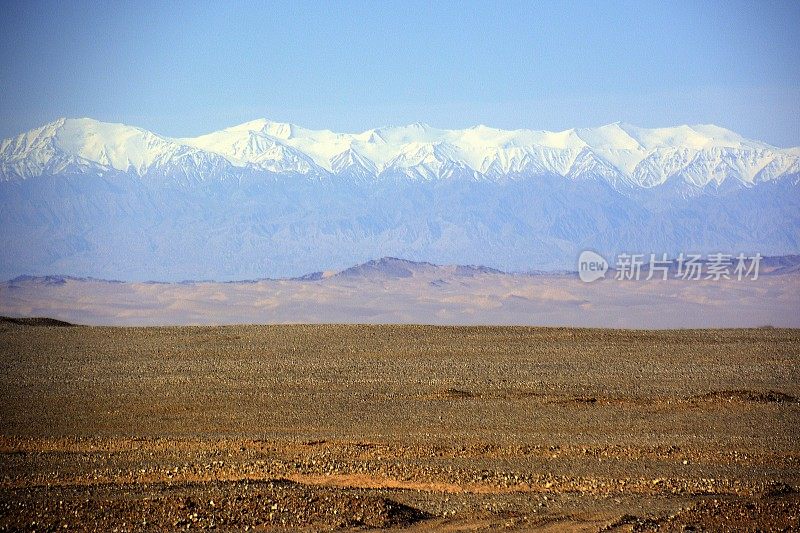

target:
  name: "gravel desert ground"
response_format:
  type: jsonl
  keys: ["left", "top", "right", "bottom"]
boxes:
{"left": 1, "top": 320, "right": 799, "bottom": 531}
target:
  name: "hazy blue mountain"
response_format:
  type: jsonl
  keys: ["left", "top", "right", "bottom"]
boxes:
{"left": 1, "top": 118, "right": 798, "bottom": 281}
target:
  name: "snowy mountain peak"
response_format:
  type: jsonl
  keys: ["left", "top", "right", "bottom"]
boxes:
{"left": 1, "top": 117, "right": 797, "bottom": 187}
{"left": 220, "top": 118, "right": 297, "bottom": 137}
{"left": 0, "top": 117, "right": 238, "bottom": 181}
{"left": 2, "top": 119, "right": 798, "bottom": 281}
{"left": 330, "top": 148, "right": 378, "bottom": 178}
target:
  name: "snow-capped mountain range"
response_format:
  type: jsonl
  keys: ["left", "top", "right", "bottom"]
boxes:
{"left": 2, "top": 117, "right": 799, "bottom": 186}
{"left": 0, "top": 117, "right": 798, "bottom": 281}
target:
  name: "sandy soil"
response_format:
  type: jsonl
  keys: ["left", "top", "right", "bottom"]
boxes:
{"left": 0, "top": 321, "right": 798, "bottom": 531}
{"left": 3, "top": 268, "right": 799, "bottom": 328}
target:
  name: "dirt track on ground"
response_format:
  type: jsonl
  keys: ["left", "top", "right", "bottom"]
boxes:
{"left": 0, "top": 323, "right": 798, "bottom": 531}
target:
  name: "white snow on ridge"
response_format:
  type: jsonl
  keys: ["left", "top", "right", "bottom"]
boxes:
{"left": 1, "top": 117, "right": 798, "bottom": 187}
{"left": 176, "top": 117, "right": 797, "bottom": 186}
{"left": 0, "top": 117, "right": 230, "bottom": 179}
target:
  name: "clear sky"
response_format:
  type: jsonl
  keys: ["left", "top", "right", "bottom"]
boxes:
{"left": 1, "top": 0, "right": 798, "bottom": 146}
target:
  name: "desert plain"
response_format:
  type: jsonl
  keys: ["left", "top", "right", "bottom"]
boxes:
{"left": 0, "top": 320, "right": 798, "bottom": 531}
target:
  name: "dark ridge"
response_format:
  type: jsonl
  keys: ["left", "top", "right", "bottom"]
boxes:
{"left": 760, "top": 481, "right": 795, "bottom": 498}
{"left": 6, "top": 275, "right": 124, "bottom": 285}
{"left": 439, "top": 388, "right": 475, "bottom": 399}
{"left": 525, "top": 269, "right": 577, "bottom": 277}
{"left": 690, "top": 389, "right": 798, "bottom": 404}
{"left": 336, "top": 257, "right": 439, "bottom": 279}
{"left": 765, "top": 255, "right": 800, "bottom": 275}
{"left": 0, "top": 316, "right": 75, "bottom": 327}
{"left": 453, "top": 264, "right": 505, "bottom": 276}
{"left": 292, "top": 271, "right": 325, "bottom": 281}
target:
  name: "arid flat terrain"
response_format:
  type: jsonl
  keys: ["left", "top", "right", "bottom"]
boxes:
{"left": 2, "top": 258, "right": 799, "bottom": 329}
{"left": 0, "top": 321, "right": 799, "bottom": 531}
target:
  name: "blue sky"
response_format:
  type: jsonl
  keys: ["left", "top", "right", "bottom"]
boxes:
{"left": 1, "top": 0, "right": 798, "bottom": 146}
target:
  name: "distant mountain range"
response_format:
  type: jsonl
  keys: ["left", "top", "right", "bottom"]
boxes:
{"left": 8, "top": 255, "right": 800, "bottom": 285}
{"left": 4, "top": 118, "right": 800, "bottom": 185}
{"left": 1, "top": 118, "right": 798, "bottom": 280}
